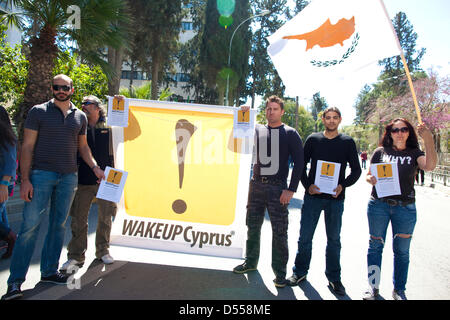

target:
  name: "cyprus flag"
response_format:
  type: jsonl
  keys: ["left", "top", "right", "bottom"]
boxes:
{"left": 267, "top": 0, "right": 401, "bottom": 95}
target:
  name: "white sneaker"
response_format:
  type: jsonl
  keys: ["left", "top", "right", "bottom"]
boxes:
{"left": 59, "top": 259, "right": 83, "bottom": 272}
{"left": 101, "top": 254, "right": 114, "bottom": 265}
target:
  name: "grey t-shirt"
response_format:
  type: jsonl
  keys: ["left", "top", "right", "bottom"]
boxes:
{"left": 25, "top": 100, "right": 87, "bottom": 174}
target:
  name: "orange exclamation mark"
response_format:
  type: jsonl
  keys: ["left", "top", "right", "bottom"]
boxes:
{"left": 172, "top": 119, "right": 197, "bottom": 214}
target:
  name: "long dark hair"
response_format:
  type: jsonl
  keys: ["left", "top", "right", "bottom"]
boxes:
{"left": 0, "top": 106, "right": 17, "bottom": 149}
{"left": 379, "top": 118, "right": 419, "bottom": 149}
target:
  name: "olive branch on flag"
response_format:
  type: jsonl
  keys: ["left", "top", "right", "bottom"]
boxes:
{"left": 310, "top": 32, "right": 360, "bottom": 67}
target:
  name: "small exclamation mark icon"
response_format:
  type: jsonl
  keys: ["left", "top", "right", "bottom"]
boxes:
{"left": 172, "top": 119, "right": 197, "bottom": 214}
{"left": 383, "top": 165, "right": 387, "bottom": 177}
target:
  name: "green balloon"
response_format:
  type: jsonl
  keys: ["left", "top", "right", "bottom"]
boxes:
{"left": 219, "top": 15, "right": 233, "bottom": 28}
{"left": 217, "top": 0, "right": 235, "bottom": 16}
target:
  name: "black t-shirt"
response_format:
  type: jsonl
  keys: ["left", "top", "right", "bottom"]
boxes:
{"left": 370, "top": 146, "right": 425, "bottom": 201}
{"left": 301, "top": 132, "right": 361, "bottom": 200}
{"left": 252, "top": 123, "right": 304, "bottom": 192}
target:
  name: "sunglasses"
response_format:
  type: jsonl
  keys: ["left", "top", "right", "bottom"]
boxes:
{"left": 391, "top": 127, "right": 409, "bottom": 133}
{"left": 82, "top": 101, "right": 98, "bottom": 107}
{"left": 52, "top": 85, "right": 71, "bottom": 92}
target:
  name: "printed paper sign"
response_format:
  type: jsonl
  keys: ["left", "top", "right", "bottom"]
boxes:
{"left": 96, "top": 166, "right": 128, "bottom": 203}
{"left": 233, "top": 108, "right": 256, "bottom": 138}
{"left": 314, "top": 160, "right": 341, "bottom": 195}
{"left": 370, "top": 162, "right": 401, "bottom": 198}
{"left": 107, "top": 96, "right": 129, "bottom": 127}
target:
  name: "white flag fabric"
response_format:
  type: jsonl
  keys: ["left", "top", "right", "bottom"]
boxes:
{"left": 267, "top": 0, "right": 401, "bottom": 96}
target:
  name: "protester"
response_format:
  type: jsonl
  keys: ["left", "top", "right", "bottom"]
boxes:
{"left": 415, "top": 168, "right": 425, "bottom": 186}
{"left": 60, "top": 95, "right": 118, "bottom": 273}
{"left": 363, "top": 118, "right": 437, "bottom": 300}
{"left": 287, "top": 106, "right": 361, "bottom": 296}
{"left": 2, "top": 75, "right": 105, "bottom": 300}
{"left": 361, "top": 150, "right": 368, "bottom": 169}
{"left": 233, "top": 96, "right": 304, "bottom": 288}
{"left": 0, "top": 106, "right": 17, "bottom": 259}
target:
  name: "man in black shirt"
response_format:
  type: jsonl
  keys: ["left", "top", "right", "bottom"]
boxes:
{"left": 233, "top": 96, "right": 304, "bottom": 288}
{"left": 287, "top": 107, "right": 361, "bottom": 295}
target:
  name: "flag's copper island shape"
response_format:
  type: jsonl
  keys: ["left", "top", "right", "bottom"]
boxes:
{"left": 172, "top": 119, "right": 197, "bottom": 214}
{"left": 283, "top": 16, "right": 355, "bottom": 51}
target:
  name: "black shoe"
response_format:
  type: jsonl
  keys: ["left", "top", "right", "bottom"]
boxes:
{"left": 273, "top": 277, "right": 287, "bottom": 288}
{"left": 363, "top": 287, "right": 380, "bottom": 300}
{"left": 41, "top": 272, "right": 70, "bottom": 285}
{"left": 2, "top": 283, "right": 23, "bottom": 300}
{"left": 392, "top": 289, "right": 407, "bottom": 300}
{"left": 1, "top": 231, "right": 17, "bottom": 259}
{"left": 329, "top": 280, "right": 346, "bottom": 296}
{"left": 233, "top": 262, "right": 257, "bottom": 274}
{"left": 287, "top": 273, "right": 307, "bottom": 286}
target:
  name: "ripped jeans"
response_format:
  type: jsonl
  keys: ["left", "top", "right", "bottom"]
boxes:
{"left": 366, "top": 198, "right": 417, "bottom": 292}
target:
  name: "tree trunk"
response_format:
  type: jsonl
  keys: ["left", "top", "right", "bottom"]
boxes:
{"left": 151, "top": 53, "right": 160, "bottom": 100}
{"left": 107, "top": 46, "right": 124, "bottom": 96}
{"left": 15, "top": 25, "right": 58, "bottom": 141}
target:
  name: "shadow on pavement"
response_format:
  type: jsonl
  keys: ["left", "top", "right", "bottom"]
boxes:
{"left": 21, "top": 260, "right": 303, "bottom": 300}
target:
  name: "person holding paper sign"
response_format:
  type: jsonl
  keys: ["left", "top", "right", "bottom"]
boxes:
{"left": 233, "top": 96, "right": 304, "bottom": 288}
{"left": 363, "top": 118, "right": 437, "bottom": 301}
{"left": 287, "top": 107, "right": 361, "bottom": 296}
{"left": 2, "top": 75, "right": 105, "bottom": 300}
{"left": 60, "top": 95, "right": 120, "bottom": 273}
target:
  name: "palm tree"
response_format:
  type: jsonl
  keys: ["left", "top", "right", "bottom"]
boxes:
{"left": 119, "top": 81, "right": 173, "bottom": 101}
{"left": 0, "top": 0, "right": 130, "bottom": 138}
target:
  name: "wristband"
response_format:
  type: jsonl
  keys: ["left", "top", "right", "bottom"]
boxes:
{"left": 91, "top": 165, "right": 99, "bottom": 170}
{"left": 0, "top": 180, "right": 9, "bottom": 186}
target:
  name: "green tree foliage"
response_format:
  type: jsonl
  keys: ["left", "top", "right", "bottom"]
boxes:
{"left": 53, "top": 52, "right": 108, "bottom": 107}
{"left": 119, "top": 81, "right": 173, "bottom": 101}
{"left": 126, "top": 0, "right": 186, "bottom": 100}
{"left": 354, "top": 12, "right": 426, "bottom": 126}
{"left": 0, "top": 25, "right": 28, "bottom": 112}
{"left": 248, "top": 0, "right": 290, "bottom": 105}
{"left": 199, "top": 0, "right": 251, "bottom": 105}
{"left": 378, "top": 11, "right": 425, "bottom": 94}
{"left": 0, "top": 0, "right": 129, "bottom": 138}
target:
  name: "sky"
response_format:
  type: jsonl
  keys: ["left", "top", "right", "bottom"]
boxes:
{"left": 257, "top": 0, "right": 450, "bottom": 126}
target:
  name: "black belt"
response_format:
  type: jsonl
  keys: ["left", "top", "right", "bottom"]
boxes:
{"left": 376, "top": 197, "right": 415, "bottom": 206}
{"left": 252, "top": 176, "right": 284, "bottom": 185}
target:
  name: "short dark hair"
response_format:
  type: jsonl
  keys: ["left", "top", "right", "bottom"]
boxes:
{"left": 52, "top": 74, "right": 73, "bottom": 87}
{"left": 322, "top": 106, "right": 341, "bottom": 118}
{"left": 380, "top": 118, "right": 419, "bottom": 149}
{"left": 265, "top": 95, "right": 284, "bottom": 110}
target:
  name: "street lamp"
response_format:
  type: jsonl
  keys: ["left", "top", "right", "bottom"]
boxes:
{"left": 225, "top": 9, "right": 271, "bottom": 106}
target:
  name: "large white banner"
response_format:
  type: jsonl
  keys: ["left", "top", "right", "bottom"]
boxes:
{"left": 109, "top": 99, "right": 254, "bottom": 259}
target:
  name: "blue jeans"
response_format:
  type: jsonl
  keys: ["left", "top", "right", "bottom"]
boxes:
{"left": 8, "top": 170, "right": 78, "bottom": 285}
{"left": 293, "top": 194, "right": 344, "bottom": 282}
{"left": 0, "top": 202, "right": 10, "bottom": 238}
{"left": 366, "top": 198, "right": 416, "bottom": 292}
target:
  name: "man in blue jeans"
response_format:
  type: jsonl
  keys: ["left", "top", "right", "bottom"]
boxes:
{"left": 2, "top": 74, "right": 105, "bottom": 300}
{"left": 287, "top": 107, "right": 361, "bottom": 295}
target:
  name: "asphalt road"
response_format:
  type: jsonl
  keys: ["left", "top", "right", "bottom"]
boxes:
{"left": 1, "top": 168, "right": 449, "bottom": 301}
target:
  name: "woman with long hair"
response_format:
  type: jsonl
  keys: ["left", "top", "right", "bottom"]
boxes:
{"left": 0, "top": 106, "right": 17, "bottom": 259}
{"left": 363, "top": 118, "right": 437, "bottom": 300}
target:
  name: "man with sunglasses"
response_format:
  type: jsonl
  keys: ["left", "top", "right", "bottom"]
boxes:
{"left": 60, "top": 95, "right": 119, "bottom": 273}
{"left": 2, "top": 74, "right": 105, "bottom": 300}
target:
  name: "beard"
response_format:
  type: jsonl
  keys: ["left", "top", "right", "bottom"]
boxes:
{"left": 53, "top": 91, "right": 73, "bottom": 102}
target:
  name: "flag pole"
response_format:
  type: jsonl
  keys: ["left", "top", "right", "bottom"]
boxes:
{"left": 379, "top": 0, "right": 423, "bottom": 124}
{"left": 399, "top": 53, "right": 423, "bottom": 124}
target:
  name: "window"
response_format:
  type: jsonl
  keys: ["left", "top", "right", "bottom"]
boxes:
{"left": 121, "top": 71, "right": 150, "bottom": 80}
{"left": 181, "top": 22, "right": 193, "bottom": 31}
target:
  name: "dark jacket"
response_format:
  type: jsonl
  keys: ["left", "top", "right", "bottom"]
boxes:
{"left": 78, "top": 121, "right": 114, "bottom": 185}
